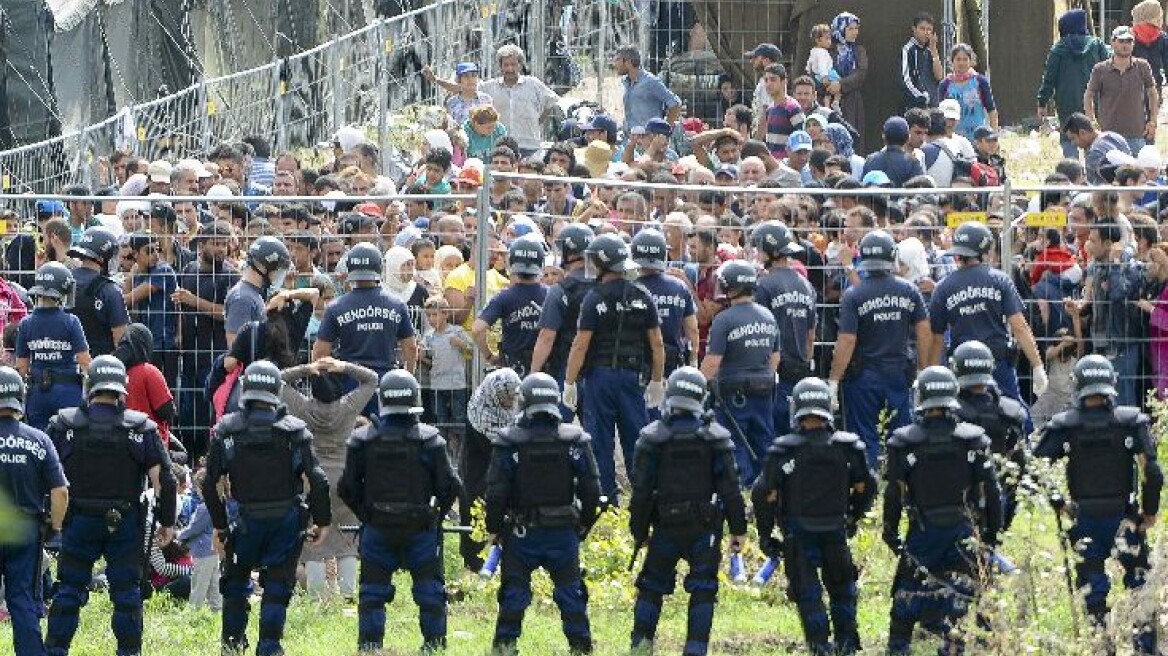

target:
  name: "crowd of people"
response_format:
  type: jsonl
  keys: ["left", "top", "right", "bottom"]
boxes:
{"left": 1, "top": 2, "right": 1168, "bottom": 656}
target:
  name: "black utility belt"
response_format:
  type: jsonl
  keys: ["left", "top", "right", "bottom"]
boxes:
{"left": 70, "top": 499, "right": 136, "bottom": 516}
{"left": 33, "top": 370, "right": 84, "bottom": 388}
{"left": 656, "top": 499, "right": 718, "bottom": 528}
{"left": 510, "top": 504, "right": 579, "bottom": 528}
{"left": 238, "top": 499, "right": 298, "bottom": 520}
{"left": 591, "top": 353, "right": 645, "bottom": 373}
{"left": 720, "top": 379, "right": 775, "bottom": 397}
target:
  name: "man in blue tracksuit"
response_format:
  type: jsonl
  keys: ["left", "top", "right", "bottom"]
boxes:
{"left": 631, "top": 228, "right": 698, "bottom": 421}
{"left": 45, "top": 356, "right": 177, "bottom": 656}
{"left": 1034, "top": 355, "right": 1161, "bottom": 655}
{"left": 339, "top": 370, "right": 463, "bottom": 653}
{"left": 16, "top": 262, "right": 92, "bottom": 432}
{"left": 485, "top": 373, "right": 602, "bottom": 655}
{"left": 0, "top": 366, "right": 69, "bottom": 656}
{"left": 563, "top": 234, "right": 665, "bottom": 499}
{"left": 532, "top": 224, "right": 595, "bottom": 422}
{"left": 752, "top": 221, "right": 817, "bottom": 435}
{"left": 473, "top": 238, "right": 549, "bottom": 376}
{"left": 829, "top": 230, "right": 929, "bottom": 467}
{"left": 883, "top": 366, "right": 1002, "bottom": 656}
{"left": 700, "top": 260, "right": 780, "bottom": 485}
{"left": 628, "top": 367, "right": 746, "bottom": 656}
{"left": 203, "top": 360, "right": 331, "bottom": 656}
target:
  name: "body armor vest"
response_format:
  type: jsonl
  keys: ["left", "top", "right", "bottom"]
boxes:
{"left": 221, "top": 412, "right": 299, "bottom": 514}
{"left": 957, "top": 393, "right": 1022, "bottom": 455}
{"left": 654, "top": 428, "right": 717, "bottom": 531}
{"left": 903, "top": 424, "right": 974, "bottom": 527}
{"left": 70, "top": 275, "right": 115, "bottom": 356}
{"left": 512, "top": 425, "right": 578, "bottom": 527}
{"left": 589, "top": 282, "right": 652, "bottom": 371}
{"left": 549, "top": 277, "right": 592, "bottom": 371}
{"left": 60, "top": 408, "right": 143, "bottom": 506}
{"left": 782, "top": 435, "right": 851, "bottom": 531}
{"left": 1064, "top": 411, "right": 1136, "bottom": 516}
{"left": 363, "top": 424, "right": 438, "bottom": 532}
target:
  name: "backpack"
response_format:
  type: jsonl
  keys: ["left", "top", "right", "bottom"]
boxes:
{"left": 970, "top": 161, "right": 1000, "bottom": 187}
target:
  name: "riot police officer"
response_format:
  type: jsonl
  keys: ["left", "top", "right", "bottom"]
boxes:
{"left": 828, "top": 230, "right": 929, "bottom": 466}
{"left": 631, "top": 228, "right": 698, "bottom": 420}
{"left": 202, "top": 360, "right": 331, "bottom": 656}
{"left": 628, "top": 367, "right": 746, "bottom": 656}
{"left": 338, "top": 369, "right": 463, "bottom": 653}
{"left": 563, "top": 233, "right": 665, "bottom": 499}
{"left": 485, "top": 373, "right": 601, "bottom": 655}
{"left": 473, "top": 238, "right": 549, "bottom": 376}
{"left": 952, "top": 340, "right": 1027, "bottom": 531}
{"left": 45, "top": 355, "right": 177, "bottom": 656}
{"left": 0, "top": 366, "right": 68, "bottom": 656}
{"left": 699, "top": 260, "right": 779, "bottom": 485}
{"left": 883, "top": 366, "right": 1003, "bottom": 656}
{"left": 753, "top": 377, "right": 876, "bottom": 656}
{"left": 928, "top": 221, "right": 1047, "bottom": 403}
{"left": 752, "top": 221, "right": 817, "bottom": 436}
{"left": 16, "top": 262, "right": 92, "bottom": 432}
{"left": 68, "top": 226, "right": 129, "bottom": 356}
{"left": 531, "top": 223, "right": 595, "bottom": 420}
{"left": 1034, "top": 355, "right": 1162, "bottom": 654}
{"left": 224, "top": 235, "right": 291, "bottom": 346}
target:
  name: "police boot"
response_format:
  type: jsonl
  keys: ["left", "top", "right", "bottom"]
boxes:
{"left": 630, "top": 636, "right": 654, "bottom": 654}
{"left": 220, "top": 638, "right": 249, "bottom": 656}
{"left": 1087, "top": 610, "right": 1116, "bottom": 656}
{"left": 567, "top": 636, "right": 593, "bottom": 655}
{"left": 491, "top": 639, "right": 519, "bottom": 656}
{"left": 421, "top": 636, "right": 447, "bottom": 653}
{"left": 357, "top": 642, "right": 383, "bottom": 654}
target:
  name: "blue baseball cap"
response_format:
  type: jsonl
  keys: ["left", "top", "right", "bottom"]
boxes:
{"left": 883, "top": 116, "right": 910, "bottom": 142}
{"left": 35, "top": 199, "right": 67, "bottom": 217}
{"left": 862, "top": 170, "right": 892, "bottom": 188}
{"left": 580, "top": 114, "right": 618, "bottom": 136}
{"left": 454, "top": 62, "right": 480, "bottom": 77}
{"left": 714, "top": 164, "right": 739, "bottom": 180}
{"left": 645, "top": 118, "right": 673, "bottom": 136}
{"left": 788, "top": 130, "right": 813, "bottom": 152}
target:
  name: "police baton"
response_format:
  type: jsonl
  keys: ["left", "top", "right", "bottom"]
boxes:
{"left": 627, "top": 540, "right": 645, "bottom": 573}
{"left": 708, "top": 383, "right": 759, "bottom": 463}
{"left": 1049, "top": 494, "right": 1081, "bottom": 638}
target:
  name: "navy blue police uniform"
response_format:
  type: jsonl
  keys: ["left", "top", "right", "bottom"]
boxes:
{"left": 538, "top": 268, "right": 594, "bottom": 420}
{"left": 479, "top": 281, "right": 548, "bottom": 376}
{"left": 18, "top": 264, "right": 90, "bottom": 432}
{"left": 632, "top": 229, "right": 697, "bottom": 392}
{"left": 45, "top": 357, "right": 177, "bottom": 656}
{"left": 338, "top": 371, "right": 463, "bottom": 652}
{"left": 883, "top": 367, "right": 1002, "bottom": 656}
{"left": 1033, "top": 355, "right": 1162, "bottom": 654}
{"left": 0, "top": 376, "right": 67, "bottom": 656}
{"left": 754, "top": 265, "right": 817, "bottom": 434}
{"left": 628, "top": 369, "right": 746, "bottom": 656}
{"left": 202, "top": 361, "right": 331, "bottom": 656}
{"left": 67, "top": 227, "right": 129, "bottom": 357}
{"left": 485, "top": 374, "right": 602, "bottom": 655}
{"left": 753, "top": 379, "right": 877, "bottom": 656}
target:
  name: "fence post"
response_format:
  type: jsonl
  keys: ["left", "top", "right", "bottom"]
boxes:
{"left": 272, "top": 59, "right": 287, "bottom": 154}
{"left": 1000, "top": 181, "right": 1014, "bottom": 278}
{"left": 329, "top": 36, "right": 344, "bottom": 133}
{"left": 198, "top": 77, "right": 211, "bottom": 155}
{"left": 531, "top": 0, "right": 546, "bottom": 82}
{"left": 129, "top": 105, "right": 141, "bottom": 157}
{"left": 471, "top": 168, "right": 492, "bottom": 390}
{"left": 432, "top": 0, "right": 447, "bottom": 93}
{"left": 597, "top": 0, "right": 609, "bottom": 105}
{"left": 376, "top": 19, "right": 390, "bottom": 167}
{"left": 76, "top": 128, "right": 91, "bottom": 189}
{"left": 480, "top": 2, "right": 493, "bottom": 79}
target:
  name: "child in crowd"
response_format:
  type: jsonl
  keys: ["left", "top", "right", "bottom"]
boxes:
{"left": 1030, "top": 322, "right": 1082, "bottom": 430}
{"left": 464, "top": 105, "right": 508, "bottom": 161}
{"left": 412, "top": 238, "right": 441, "bottom": 296}
{"left": 807, "top": 23, "right": 842, "bottom": 109}
{"left": 179, "top": 467, "right": 221, "bottom": 611}
{"left": 421, "top": 297, "right": 471, "bottom": 459}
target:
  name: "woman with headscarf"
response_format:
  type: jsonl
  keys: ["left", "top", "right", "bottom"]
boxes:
{"left": 1036, "top": 8, "right": 1110, "bottom": 158}
{"left": 383, "top": 245, "right": 429, "bottom": 332}
{"left": 830, "top": 12, "right": 869, "bottom": 151}
{"left": 824, "top": 123, "right": 867, "bottom": 179}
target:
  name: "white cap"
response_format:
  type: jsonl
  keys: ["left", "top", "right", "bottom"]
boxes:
{"left": 206, "top": 184, "right": 234, "bottom": 199}
{"left": 1136, "top": 145, "right": 1163, "bottom": 171}
{"left": 939, "top": 99, "right": 961, "bottom": 121}
{"left": 177, "top": 158, "right": 213, "bottom": 178}
{"left": 148, "top": 160, "right": 173, "bottom": 184}
{"left": 321, "top": 189, "right": 347, "bottom": 212}
{"left": 333, "top": 126, "right": 367, "bottom": 153}
{"left": 424, "top": 129, "right": 453, "bottom": 154}
{"left": 115, "top": 199, "right": 150, "bottom": 218}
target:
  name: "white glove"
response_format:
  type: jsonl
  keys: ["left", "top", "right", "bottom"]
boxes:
{"left": 827, "top": 380, "right": 840, "bottom": 412}
{"left": 563, "top": 383, "right": 578, "bottom": 410}
{"left": 1031, "top": 366, "right": 1049, "bottom": 397}
{"left": 645, "top": 380, "right": 665, "bottom": 408}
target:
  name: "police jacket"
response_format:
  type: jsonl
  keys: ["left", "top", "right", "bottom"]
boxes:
{"left": 752, "top": 428, "right": 876, "bottom": 550}
{"left": 47, "top": 404, "right": 177, "bottom": 526}
{"left": 338, "top": 417, "right": 462, "bottom": 534}
{"left": 484, "top": 417, "right": 601, "bottom": 535}
{"left": 581, "top": 279, "right": 659, "bottom": 372}
{"left": 883, "top": 416, "right": 1002, "bottom": 542}
{"left": 202, "top": 406, "right": 330, "bottom": 531}
{"left": 1034, "top": 405, "right": 1163, "bottom": 518}
{"left": 545, "top": 273, "right": 594, "bottom": 374}
{"left": 956, "top": 389, "right": 1027, "bottom": 476}
{"left": 628, "top": 414, "right": 747, "bottom": 543}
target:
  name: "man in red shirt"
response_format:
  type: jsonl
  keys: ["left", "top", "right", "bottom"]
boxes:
{"left": 114, "top": 322, "right": 176, "bottom": 446}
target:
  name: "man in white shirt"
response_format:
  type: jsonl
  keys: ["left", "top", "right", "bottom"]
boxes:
{"left": 479, "top": 44, "right": 560, "bottom": 157}
{"left": 938, "top": 99, "right": 977, "bottom": 159}
{"left": 744, "top": 43, "right": 782, "bottom": 122}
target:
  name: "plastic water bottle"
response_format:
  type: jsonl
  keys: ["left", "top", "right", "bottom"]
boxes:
{"left": 752, "top": 557, "right": 780, "bottom": 585}
{"left": 728, "top": 553, "right": 747, "bottom": 583}
{"left": 479, "top": 545, "right": 502, "bottom": 577}
{"left": 990, "top": 550, "right": 1017, "bottom": 575}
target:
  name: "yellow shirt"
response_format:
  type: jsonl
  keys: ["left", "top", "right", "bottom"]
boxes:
{"left": 444, "top": 263, "right": 509, "bottom": 350}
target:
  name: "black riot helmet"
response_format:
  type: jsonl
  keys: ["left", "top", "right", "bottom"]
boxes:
{"left": 752, "top": 221, "right": 803, "bottom": 261}
{"left": 584, "top": 233, "right": 637, "bottom": 279}
{"left": 951, "top": 340, "right": 996, "bottom": 390}
{"left": 246, "top": 236, "right": 291, "bottom": 287}
{"left": 378, "top": 369, "right": 423, "bottom": 415}
{"left": 518, "top": 372, "right": 563, "bottom": 420}
{"left": 344, "top": 242, "right": 384, "bottom": 284}
{"left": 86, "top": 355, "right": 128, "bottom": 399}
{"left": 663, "top": 366, "right": 707, "bottom": 415}
{"left": 914, "top": 366, "right": 961, "bottom": 413}
{"left": 556, "top": 223, "right": 594, "bottom": 263}
{"left": 68, "top": 226, "right": 119, "bottom": 268}
{"left": 631, "top": 228, "right": 669, "bottom": 272}
{"left": 239, "top": 360, "right": 283, "bottom": 407}
{"left": 790, "top": 377, "right": 834, "bottom": 425}
{"left": 1072, "top": 354, "right": 1118, "bottom": 402}
{"left": 856, "top": 230, "right": 897, "bottom": 273}
{"left": 947, "top": 221, "right": 994, "bottom": 259}
{"left": 28, "top": 262, "right": 74, "bottom": 301}
{"left": 715, "top": 260, "right": 757, "bottom": 299}
{"left": 0, "top": 366, "right": 25, "bottom": 414}
{"left": 508, "top": 237, "right": 545, "bottom": 276}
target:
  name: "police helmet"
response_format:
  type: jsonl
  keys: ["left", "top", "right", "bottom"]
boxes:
{"left": 556, "top": 223, "right": 594, "bottom": 261}
{"left": 344, "top": 242, "right": 384, "bottom": 283}
{"left": 68, "top": 226, "right": 119, "bottom": 266}
{"left": 791, "top": 377, "right": 834, "bottom": 424}
{"left": 239, "top": 360, "right": 283, "bottom": 407}
{"left": 663, "top": 366, "right": 707, "bottom": 414}
{"left": 715, "top": 260, "right": 758, "bottom": 298}
{"left": 631, "top": 229, "right": 668, "bottom": 272}
{"left": 86, "top": 355, "right": 128, "bottom": 398}
{"left": 584, "top": 233, "right": 637, "bottom": 278}
{"left": 1072, "top": 354, "right": 1118, "bottom": 401}
{"left": 508, "top": 237, "right": 545, "bottom": 276}
{"left": 28, "top": 262, "right": 74, "bottom": 301}
{"left": 246, "top": 236, "right": 291, "bottom": 280}
{"left": 914, "top": 366, "right": 961, "bottom": 413}
{"left": 951, "top": 341, "right": 996, "bottom": 389}
{"left": 947, "top": 221, "right": 994, "bottom": 258}
{"left": 856, "top": 230, "right": 897, "bottom": 273}
{"left": 518, "top": 372, "right": 563, "bottom": 420}
{"left": 0, "top": 366, "right": 25, "bottom": 413}
{"left": 378, "top": 369, "right": 423, "bottom": 415}
{"left": 751, "top": 221, "right": 803, "bottom": 260}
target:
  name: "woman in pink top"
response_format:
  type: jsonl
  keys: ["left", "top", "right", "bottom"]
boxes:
{"left": 1138, "top": 243, "right": 1168, "bottom": 397}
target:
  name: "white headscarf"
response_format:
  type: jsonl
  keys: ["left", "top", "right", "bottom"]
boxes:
{"left": 896, "top": 237, "right": 931, "bottom": 284}
{"left": 382, "top": 246, "right": 417, "bottom": 301}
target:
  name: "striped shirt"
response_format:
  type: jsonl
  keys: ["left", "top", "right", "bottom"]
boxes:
{"left": 764, "top": 97, "right": 805, "bottom": 158}
{"left": 467, "top": 367, "right": 522, "bottom": 438}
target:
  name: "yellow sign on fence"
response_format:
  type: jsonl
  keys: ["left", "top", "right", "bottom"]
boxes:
{"left": 945, "top": 211, "right": 988, "bottom": 228}
{"left": 1024, "top": 210, "right": 1068, "bottom": 228}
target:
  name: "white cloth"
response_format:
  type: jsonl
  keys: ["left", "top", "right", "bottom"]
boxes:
{"left": 807, "top": 47, "right": 835, "bottom": 78}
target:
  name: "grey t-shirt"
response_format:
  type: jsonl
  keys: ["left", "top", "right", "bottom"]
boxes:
{"left": 425, "top": 324, "right": 469, "bottom": 390}
{"left": 223, "top": 280, "right": 266, "bottom": 339}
